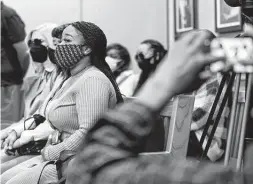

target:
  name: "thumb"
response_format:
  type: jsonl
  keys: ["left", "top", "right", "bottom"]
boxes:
{"left": 8, "top": 139, "right": 15, "bottom": 150}
{"left": 47, "top": 135, "right": 53, "bottom": 145}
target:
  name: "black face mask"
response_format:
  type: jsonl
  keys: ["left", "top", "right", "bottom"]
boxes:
{"left": 48, "top": 47, "right": 56, "bottom": 64}
{"left": 30, "top": 43, "right": 48, "bottom": 63}
{"left": 135, "top": 53, "right": 154, "bottom": 71}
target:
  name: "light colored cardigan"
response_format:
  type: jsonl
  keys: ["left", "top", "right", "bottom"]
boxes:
{"left": 43, "top": 66, "right": 117, "bottom": 161}
{"left": 22, "top": 69, "right": 57, "bottom": 119}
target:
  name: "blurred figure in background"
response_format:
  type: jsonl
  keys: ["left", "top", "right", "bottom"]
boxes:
{"left": 187, "top": 30, "right": 227, "bottom": 162}
{"left": 106, "top": 43, "right": 131, "bottom": 80}
{"left": 106, "top": 43, "right": 135, "bottom": 97}
{"left": 189, "top": 73, "right": 227, "bottom": 161}
{"left": 133, "top": 39, "right": 167, "bottom": 95}
{"left": 1, "top": 23, "right": 58, "bottom": 173}
{"left": 26, "top": 23, "right": 58, "bottom": 76}
{"left": 1, "top": 1, "right": 30, "bottom": 127}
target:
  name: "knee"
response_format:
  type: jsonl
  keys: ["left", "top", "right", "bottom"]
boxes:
{"left": 1, "top": 171, "right": 12, "bottom": 184}
{"left": 1, "top": 162, "right": 20, "bottom": 184}
{"left": 1, "top": 159, "right": 19, "bottom": 174}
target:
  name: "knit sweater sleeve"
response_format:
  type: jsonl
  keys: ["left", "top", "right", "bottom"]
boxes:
{"left": 44, "top": 77, "right": 111, "bottom": 161}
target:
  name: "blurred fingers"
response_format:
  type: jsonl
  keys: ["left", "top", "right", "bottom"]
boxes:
{"left": 187, "top": 31, "right": 213, "bottom": 53}
{"left": 199, "top": 70, "right": 213, "bottom": 80}
{"left": 3, "top": 138, "right": 10, "bottom": 150}
{"left": 8, "top": 138, "right": 15, "bottom": 150}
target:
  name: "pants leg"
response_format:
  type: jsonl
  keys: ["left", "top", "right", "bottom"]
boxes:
{"left": 1, "top": 154, "right": 36, "bottom": 174}
{"left": 1, "top": 155, "right": 42, "bottom": 184}
{"left": 1, "top": 150, "right": 18, "bottom": 163}
{"left": 1, "top": 85, "right": 24, "bottom": 129}
{"left": 5, "top": 162, "right": 58, "bottom": 184}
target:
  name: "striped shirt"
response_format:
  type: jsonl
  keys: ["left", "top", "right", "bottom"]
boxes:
{"left": 43, "top": 66, "right": 117, "bottom": 161}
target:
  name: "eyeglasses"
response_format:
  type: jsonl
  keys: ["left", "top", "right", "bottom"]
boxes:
{"left": 28, "top": 39, "right": 43, "bottom": 47}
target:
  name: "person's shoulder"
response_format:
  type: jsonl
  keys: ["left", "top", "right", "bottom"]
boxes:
{"left": 121, "top": 70, "right": 134, "bottom": 76}
{"left": 1, "top": 2, "right": 18, "bottom": 18}
{"left": 82, "top": 66, "right": 110, "bottom": 81}
{"left": 130, "top": 73, "right": 140, "bottom": 82}
{"left": 76, "top": 66, "right": 111, "bottom": 88}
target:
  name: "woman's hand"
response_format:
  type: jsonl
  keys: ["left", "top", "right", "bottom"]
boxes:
{"left": 3, "top": 130, "right": 18, "bottom": 150}
{"left": 11, "top": 130, "right": 35, "bottom": 149}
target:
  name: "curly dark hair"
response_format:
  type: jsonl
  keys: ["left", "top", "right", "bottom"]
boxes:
{"left": 52, "top": 23, "right": 71, "bottom": 39}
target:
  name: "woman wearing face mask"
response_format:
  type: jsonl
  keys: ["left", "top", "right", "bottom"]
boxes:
{"left": 25, "top": 23, "right": 58, "bottom": 77}
{"left": 106, "top": 44, "right": 131, "bottom": 79}
{"left": 1, "top": 21, "right": 122, "bottom": 184}
{"left": 133, "top": 39, "right": 167, "bottom": 95}
{"left": 106, "top": 43, "right": 136, "bottom": 97}
{"left": 0, "top": 23, "right": 58, "bottom": 170}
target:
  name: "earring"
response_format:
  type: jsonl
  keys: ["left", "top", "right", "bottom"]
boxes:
{"left": 84, "top": 48, "right": 92, "bottom": 55}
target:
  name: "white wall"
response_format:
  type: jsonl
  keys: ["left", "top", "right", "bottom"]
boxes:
{"left": 4, "top": 0, "right": 81, "bottom": 33}
{"left": 4, "top": 0, "right": 168, "bottom": 72}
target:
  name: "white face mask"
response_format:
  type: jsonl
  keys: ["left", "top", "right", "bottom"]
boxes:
{"left": 32, "top": 62, "right": 44, "bottom": 74}
{"left": 105, "top": 56, "right": 121, "bottom": 72}
{"left": 43, "top": 59, "right": 55, "bottom": 72}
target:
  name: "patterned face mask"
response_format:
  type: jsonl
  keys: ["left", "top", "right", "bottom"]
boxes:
{"left": 54, "top": 44, "right": 85, "bottom": 69}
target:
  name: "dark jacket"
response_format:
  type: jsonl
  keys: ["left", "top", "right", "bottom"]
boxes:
{"left": 1, "top": 1, "right": 26, "bottom": 85}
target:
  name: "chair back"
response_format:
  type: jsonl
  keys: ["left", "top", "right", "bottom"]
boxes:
{"left": 125, "top": 95, "right": 195, "bottom": 160}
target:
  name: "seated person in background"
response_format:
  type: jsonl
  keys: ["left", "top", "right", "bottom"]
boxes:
{"left": 66, "top": 30, "right": 253, "bottom": 184}
{"left": 51, "top": 23, "right": 71, "bottom": 49}
{"left": 1, "top": 21, "right": 123, "bottom": 184}
{"left": 106, "top": 43, "right": 135, "bottom": 97}
{"left": 0, "top": 23, "right": 58, "bottom": 172}
{"left": 190, "top": 73, "right": 227, "bottom": 161}
{"left": 25, "top": 23, "right": 58, "bottom": 77}
{"left": 189, "top": 31, "right": 227, "bottom": 162}
{"left": 133, "top": 39, "right": 167, "bottom": 95}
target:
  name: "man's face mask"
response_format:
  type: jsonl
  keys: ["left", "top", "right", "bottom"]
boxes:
{"left": 105, "top": 56, "right": 122, "bottom": 72}
{"left": 54, "top": 44, "right": 86, "bottom": 69}
{"left": 29, "top": 39, "right": 56, "bottom": 64}
{"left": 29, "top": 39, "right": 48, "bottom": 63}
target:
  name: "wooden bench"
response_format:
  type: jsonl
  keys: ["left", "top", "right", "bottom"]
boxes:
{"left": 124, "top": 95, "right": 195, "bottom": 160}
